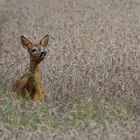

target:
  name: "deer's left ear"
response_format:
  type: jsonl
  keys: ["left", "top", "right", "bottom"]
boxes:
{"left": 39, "top": 34, "right": 49, "bottom": 48}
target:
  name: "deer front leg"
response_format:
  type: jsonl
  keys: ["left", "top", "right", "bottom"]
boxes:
{"left": 31, "top": 89, "right": 45, "bottom": 102}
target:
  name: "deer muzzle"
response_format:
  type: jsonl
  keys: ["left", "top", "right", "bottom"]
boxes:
{"left": 40, "top": 50, "right": 47, "bottom": 58}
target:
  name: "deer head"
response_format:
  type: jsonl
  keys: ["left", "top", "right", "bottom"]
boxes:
{"left": 21, "top": 35, "right": 49, "bottom": 63}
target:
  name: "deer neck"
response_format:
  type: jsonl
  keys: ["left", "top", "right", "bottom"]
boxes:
{"left": 29, "top": 60, "right": 41, "bottom": 85}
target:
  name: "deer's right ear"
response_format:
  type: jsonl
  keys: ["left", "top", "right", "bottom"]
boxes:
{"left": 21, "top": 35, "right": 32, "bottom": 49}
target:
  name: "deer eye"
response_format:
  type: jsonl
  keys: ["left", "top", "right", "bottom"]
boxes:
{"left": 32, "top": 49, "right": 37, "bottom": 53}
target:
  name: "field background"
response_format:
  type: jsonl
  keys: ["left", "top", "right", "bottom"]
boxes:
{"left": 0, "top": 0, "right": 140, "bottom": 139}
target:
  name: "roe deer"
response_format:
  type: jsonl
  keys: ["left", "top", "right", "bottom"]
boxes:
{"left": 13, "top": 35, "right": 49, "bottom": 101}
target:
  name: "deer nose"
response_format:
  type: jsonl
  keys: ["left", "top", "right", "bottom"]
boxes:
{"left": 40, "top": 50, "right": 47, "bottom": 58}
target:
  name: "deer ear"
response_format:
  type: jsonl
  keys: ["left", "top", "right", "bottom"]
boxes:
{"left": 39, "top": 34, "right": 49, "bottom": 48}
{"left": 21, "top": 35, "right": 32, "bottom": 49}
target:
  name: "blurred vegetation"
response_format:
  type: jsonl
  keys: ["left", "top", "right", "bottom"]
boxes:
{"left": 0, "top": 85, "right": 135, "bottom": 132}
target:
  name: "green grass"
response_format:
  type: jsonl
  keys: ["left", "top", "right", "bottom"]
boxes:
{"left": 0, "top": 85, "right": 135, "bottom": 131}
{"left": 62, "top": 94, "right": 104, "bottom": 128}
{"left": 0, "top": 85, "right": 56, "bottom": 129}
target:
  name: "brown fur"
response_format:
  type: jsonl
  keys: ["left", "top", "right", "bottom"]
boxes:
{"left": 13, "top": 35, "right": 49, "bottom": 101}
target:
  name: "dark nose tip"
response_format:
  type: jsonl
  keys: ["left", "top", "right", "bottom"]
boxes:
{"left": 40, "top": 50, "right": 47, "bottom": 58}
{"left": 41, "top": 51, "right": 47, "bottom": 55}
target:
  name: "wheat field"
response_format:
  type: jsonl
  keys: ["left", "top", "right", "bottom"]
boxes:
{"left": 0, "top": 0, "right": 140, "bottom": 139}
